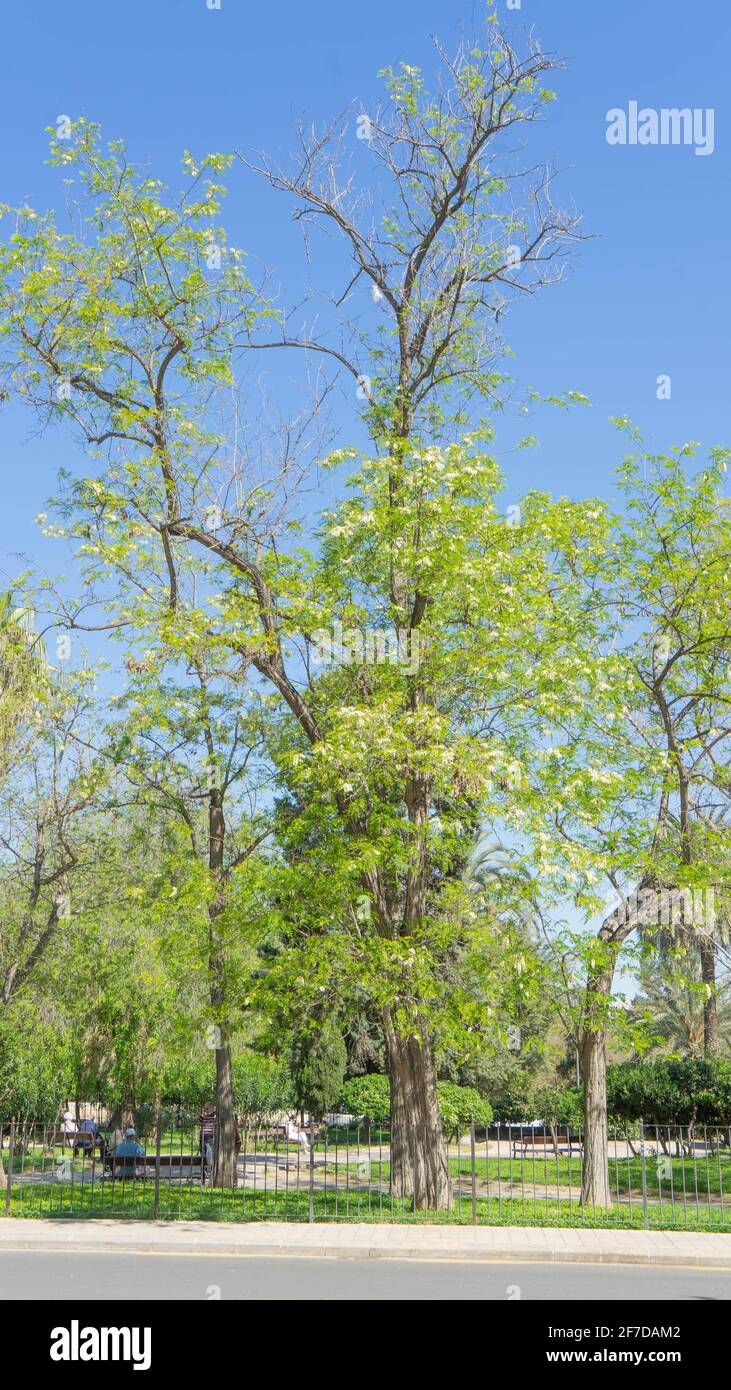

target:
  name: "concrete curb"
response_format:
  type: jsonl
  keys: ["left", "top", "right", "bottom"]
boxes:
{"left": 3, "top": 1219, "right": 731, "bottom": 1268}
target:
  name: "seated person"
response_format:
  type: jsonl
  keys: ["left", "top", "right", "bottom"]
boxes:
{"left": 113, "top": 1127, "right": 146, "bottom": 1173}
{"left": 285, "top": 1115, "right": 310, "bottom": 1153}
{"left": 73, "top": 1116, "right": 106, "bottom": 1159}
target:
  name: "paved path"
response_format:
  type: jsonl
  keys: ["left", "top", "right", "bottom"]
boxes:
{"left": 1, "top": 1250, "right": 728, "bottom": 1300}
{"left": 2, "top": 1217, "right": 731, "bottom": 1267}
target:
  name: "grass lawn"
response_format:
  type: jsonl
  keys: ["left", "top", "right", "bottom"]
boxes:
{"left": 349, "top": 1151, "right": 731, "bottom": 1201}
{"left": 6, "top": 1173, "right": 731, "bottom": 1232}
{"left": 5, "top": 1134, "right": 729, "bottom": 1231}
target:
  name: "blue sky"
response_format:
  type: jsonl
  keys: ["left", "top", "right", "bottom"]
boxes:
{"left": 0, "top": 0, "right": 729, "bottom": 582}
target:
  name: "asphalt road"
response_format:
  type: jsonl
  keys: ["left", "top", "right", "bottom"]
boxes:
{"left": 0, "top": 1251, "right": 729, "bottom": 1300}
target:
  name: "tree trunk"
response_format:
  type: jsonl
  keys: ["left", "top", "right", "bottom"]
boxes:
{"left": 213, "top": 1037, "right": 236, "bottom": 1188}
{"left": 383, "top": 1012, "right": 451, "bottom": 1210}
{"left": 206, "top": 783, "right": 236, "bottom": 1189}
{"left": 578, "top": 892, "right": 652, "bottom": 1211}
{"left": 109, "top": 1099, "right": 136, "bottom": 1144}
{"left": 580, "top": 1026, "right": 612, "bottom": 1209}
{"left": 699, "top": 935, "right": 718, "bottom": 1055}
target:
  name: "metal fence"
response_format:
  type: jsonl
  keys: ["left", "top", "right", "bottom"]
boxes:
{"left": 2, "top": 1117, "right": 730, "bottom": 1230}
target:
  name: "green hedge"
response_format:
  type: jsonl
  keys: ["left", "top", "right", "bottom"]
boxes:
{"left": 491, "top": 1059, "right": 731, "bottom": 1129}
{"left": 607, "top": 1058, "right": 731, "bottom": 1126}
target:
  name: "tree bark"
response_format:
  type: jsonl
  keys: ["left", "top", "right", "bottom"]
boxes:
{"left": 207, "top": 784, "right": 236, "bottom": 1189}
{"left": 579, "top": 884, "right": 662, "bottom": 1210}
{"left": 213, "top": 1036, "right": 236, "bottom": 1188}
{"left": 108, "top": 1099, "right": 136, "bottom": 1147}
{"left": 580, "top": 1025, "right": 612, "bottom": 1209}
{"left": 383, "top": 1013, "right": 451, "bottom": 1210}
{"left": 699, "top": 935, "right": 718, "bottom": 1055}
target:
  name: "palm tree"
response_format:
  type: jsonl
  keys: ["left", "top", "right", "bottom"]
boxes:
{"left": 632, "top": 954, "right": 731, "bottom": 1057}
{"left": 638, "top": 803, "right": 731, "bottom": 1057}
{"left": 461, "top": 833, "right": 538, "bottom": 929}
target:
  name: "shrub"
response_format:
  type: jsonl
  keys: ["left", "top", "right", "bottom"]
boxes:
{"left": 607, "top": 1058, "right": 731, "bottom": 1126}
{"left": 340, "top": 1074, "right": 390, "bottom": 1123}
{"left": 339, "top": 1074, "right": 493, "bottom": 1135}
{"left": 530, "top": 1084, "right": 583, "bottom": 1130}
{"left": 436, "top": 1082, "right": 493, "bottom": 1137}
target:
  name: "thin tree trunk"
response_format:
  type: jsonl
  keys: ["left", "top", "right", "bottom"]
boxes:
{"left": 383, "top": 1011, "right": 451, "bottom": 1210}
{"left": 580, "top": 1025, "right": 612, "bottom": 1209}
{"left": 579, "top": 886, "right": 658, "bottom": 1209}
{"left": 213, "top": 1036, "right": 236, "bottom": 1188}
{"left": 207, "top": 784, "right": 236, "bottom": 1189}
{"left": 699, "top": 935, "right": 718, "bottom": 1054}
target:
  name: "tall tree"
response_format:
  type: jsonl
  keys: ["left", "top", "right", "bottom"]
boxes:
{"left": 0, "top": 23, "right": 589, "bottom": 1207}
{"left": 107, "top": 663, "right": 271, "bottom": 1186}
{"left": 533, "top": 434, "right": 731, "bottom": 1208}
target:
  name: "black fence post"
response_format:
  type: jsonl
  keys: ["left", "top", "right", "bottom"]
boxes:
{"left": 470, "top": 1121, "right": 477, "bottom": 1227}
{"left": 153, "top": 1113, "right": 162, "bottom": 1221}
{"left": 4, "top": 1118, "right": 16, "bottom": 1218}
{"left": 640, "top": 1120, "right": 649, "bottom": 1230}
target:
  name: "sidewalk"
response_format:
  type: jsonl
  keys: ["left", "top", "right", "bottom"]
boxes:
{"left": 2, "top": 1217, "right": 731, "bottom": 1267}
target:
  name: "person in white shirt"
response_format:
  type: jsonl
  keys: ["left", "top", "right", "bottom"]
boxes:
{"left": 286, "top": 1115, "right": 310, "bottom": 1152}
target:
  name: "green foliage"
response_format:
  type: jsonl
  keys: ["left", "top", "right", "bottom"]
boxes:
{"left": 435, "top": 1081, "right": 493, "bottom": 1136}
{"left": 632, "top": 957, "right": 731, "bottom": 1058}
{"left": 607, "top": 1058, "right": 731, "bottom": 1126}
{"left": 340, "top": 1073, "right": 492, "bottom": 1134}
{"left": 340, "top": 1074, "right": 390, "bottom": 1123}
{"left": 0, "top": 590, "right": 45, "bottom": 764}
{"left": 0, "top": 1009, "right": 72, "bottom": 1122}
{"left": 481, "top": 1074, "right": 535, "bottom": 1124}
{"left": 530, "top": 1084, "right": 583, "bottom": 1130}
{"left": 162, "top": 1051, "right": 293, "bottom": 1120}
{"left": 291, "top": 1023, "right": 347, "bottom": 1120}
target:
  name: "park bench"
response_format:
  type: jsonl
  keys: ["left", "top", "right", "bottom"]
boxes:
{"left": 48, "top": 1129, "right": 106, "bottom": 1156}
{"left": 259, "top": 1124, "right": 324, "bottom": 1145}
{"left": 510, "top": 1131, "right": 583, "bottom": 1159}
{"left": 104, "top": 1152, "right": 204, "bottom": 1180}
{"left": 261, "top": 1125, "right": 288, "bottom": 1143}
